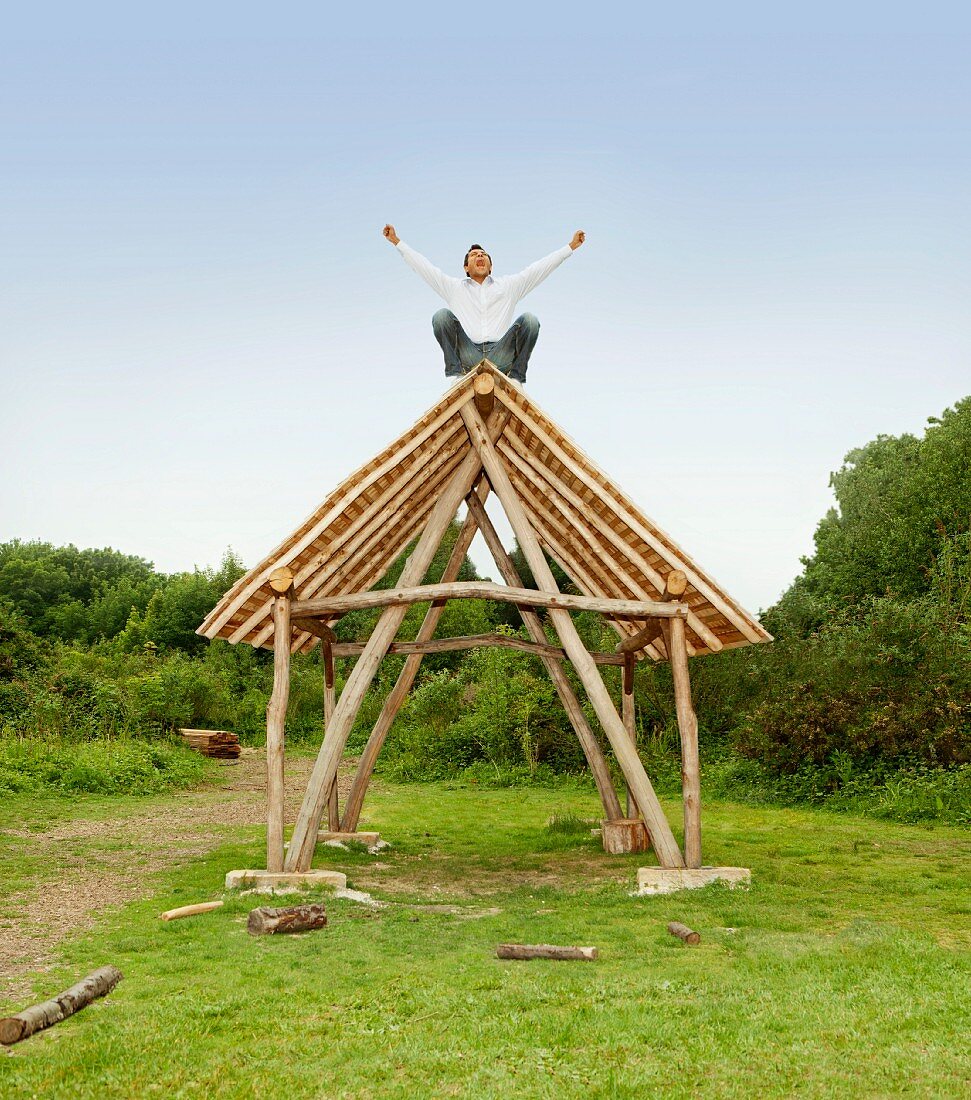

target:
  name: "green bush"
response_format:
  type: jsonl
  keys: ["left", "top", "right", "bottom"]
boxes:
{"left": 702, "top": 755, "right": 971, "bottom": 827}
{"left": 0, "top": 734, "right": 210, "bottom": 795}
{"left": 733, "top": 595, "right": 970, "bottom": 771}
{"left": 378, "top": 637, "right": 589, "bottom": 782}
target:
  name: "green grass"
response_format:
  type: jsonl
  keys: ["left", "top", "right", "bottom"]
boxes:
{"left": 1, "top": 767, "right": 969, "bottom": 1098}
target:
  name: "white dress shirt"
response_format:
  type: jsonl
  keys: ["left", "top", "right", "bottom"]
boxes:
{"left": 396, "top": 241, "right": 573, "bottom": 343}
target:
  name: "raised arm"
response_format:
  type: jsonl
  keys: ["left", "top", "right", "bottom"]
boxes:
{"left": 511, "top": 229, "right": 586, "bottom": 298}
{"left": 382, "top": 223, "right": 457, "bottom": 300}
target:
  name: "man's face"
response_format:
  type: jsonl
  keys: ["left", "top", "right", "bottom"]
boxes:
{"left": 465, "top": 248, "right": 492, "bottom": 279}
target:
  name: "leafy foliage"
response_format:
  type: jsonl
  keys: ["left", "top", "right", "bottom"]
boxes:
{"left": 773, "top": 397, "right": 971, "bottom": 632}
{"left": 0, "top": 734, "right": 209, "bottom": 795}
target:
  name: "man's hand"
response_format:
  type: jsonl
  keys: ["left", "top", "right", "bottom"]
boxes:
{"left": 383, "top": 224, "right": 400, "bottom": 246}
{"left": 569, "top": 230, "right": 586, "bottom": 251}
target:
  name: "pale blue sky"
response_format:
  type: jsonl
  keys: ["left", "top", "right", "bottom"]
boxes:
{"left": 2, "top": 5, "right": 969, "bottom": 613}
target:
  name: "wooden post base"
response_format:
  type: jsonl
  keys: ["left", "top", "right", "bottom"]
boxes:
{"left": 601, "top": 818, "right": 650, "bottom": 855}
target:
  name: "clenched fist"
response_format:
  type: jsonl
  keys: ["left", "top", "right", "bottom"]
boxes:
{"left": 383, "top": 224, "right": 400, "bottom": 246}
{"left": 569, "top": 230, "right": 586, "bottom": 251}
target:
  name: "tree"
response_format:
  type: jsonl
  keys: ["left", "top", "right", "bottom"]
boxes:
{"left": 773, "top": 396, "right": 971, "bottom": 634}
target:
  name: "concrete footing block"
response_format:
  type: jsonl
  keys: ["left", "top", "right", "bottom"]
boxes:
{"left": 225, "top": 869, "right": 347, "bottom": 893}
{"left": 636, "top": 866, "right": 751, "bottom": 896}
{"left": 317, "top": 831, "right": 381, "bottom": 847}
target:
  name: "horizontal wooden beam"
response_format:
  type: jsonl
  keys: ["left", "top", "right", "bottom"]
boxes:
{"left": 331, "top": 632, "right": 626, "bottom": 666}
{"left": 292, "top": 582, "right": 689, "bottom": 622}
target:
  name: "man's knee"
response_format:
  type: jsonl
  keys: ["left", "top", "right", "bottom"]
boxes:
{"left": 432, "top": 308, "right": 456, "bottom": 335}
{"left": 516, "top": 312, "right": 540, "bottom": 335}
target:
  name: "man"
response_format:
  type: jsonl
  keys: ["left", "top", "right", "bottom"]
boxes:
{"left": 382, "top": 224, "right": 586, "bottom": 383}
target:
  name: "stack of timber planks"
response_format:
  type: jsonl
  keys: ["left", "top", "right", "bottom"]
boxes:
{"left": 179, "top": 728, "right": 241, "bottom": 759}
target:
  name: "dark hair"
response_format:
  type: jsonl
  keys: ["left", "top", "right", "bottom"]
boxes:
{"left": 463, "top": 244, "right": 491, "bottom": 272}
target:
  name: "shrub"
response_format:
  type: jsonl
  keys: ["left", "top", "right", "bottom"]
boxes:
{"left": 0, "top": 734, "right": 210, "bottom": 795}
{"left": 734, "top": 595, "right": 970, "bottom": 771}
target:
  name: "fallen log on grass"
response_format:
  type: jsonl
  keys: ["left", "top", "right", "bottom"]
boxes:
{"left": 667, "top": 921, "right": 701, "bottom": 945}
{"left": 496, "top": 944, "right": 598, "bottom": 961}
{"left": 247, "top": 903, "right": 328, "bottom": 936}
{"left": 159, "top": 901, "right": 224, "bottom": 921}
{"left": 0, "top": 965, "right": 123, "bottom": 1045}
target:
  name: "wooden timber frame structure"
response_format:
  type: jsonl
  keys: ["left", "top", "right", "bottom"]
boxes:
{"left": 200, "top": 362, "right": 771, "bottom": 873}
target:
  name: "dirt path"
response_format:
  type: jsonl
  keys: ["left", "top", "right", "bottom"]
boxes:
{"left": 0, "top": 752, "right": 354, "bottom": 1000}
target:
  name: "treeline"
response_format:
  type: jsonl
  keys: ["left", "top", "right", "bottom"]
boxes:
{"left": 1, "top": 398, "right": 969, "bottom": 821}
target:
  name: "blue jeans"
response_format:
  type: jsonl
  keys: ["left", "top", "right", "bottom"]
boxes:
{"left": 432, "top": 309, "right": 540, "bottom": 383}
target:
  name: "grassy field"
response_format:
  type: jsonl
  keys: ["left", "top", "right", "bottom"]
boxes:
{"left": 1, "top": 761, "right": 969, "bottom": 1099}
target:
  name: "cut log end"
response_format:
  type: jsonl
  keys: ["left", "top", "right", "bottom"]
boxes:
{"left": 473, "top": 373, "right": 495, "bottom": 416}
{"left": 268, "top": 566, "right": 295, "bottom": 594}
{"left": 664, "top": 570, "right": 688, "bottom": 598}
{"left": 667, "top": 921, "right": 701, "bottom": 945}
{"left": 496, "top": 944, "right": 598, "bottom": 961}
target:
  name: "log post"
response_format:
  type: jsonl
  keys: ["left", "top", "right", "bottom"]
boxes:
{"left": 622, "top": 654, "right": 638, "bottom": 818}
{"left": 459, "top": 402, "right": 684, "bottom": 868}
{"left": 285, "top": 404, "right": 511, "bottom": 872}
{"left": 323, "top": 640, "right": 339, "bottom": 831}
{"left": 465, "top": 490, "right": 624, "bottom": 822}
{"left": 266, "top": 566, "right": 293, "bottom": 872}
{"left": 340, "top": 479, "right": 490, "bottom": 833}
{"left": 667, "top": 613, "right": 702, "bottom": 868}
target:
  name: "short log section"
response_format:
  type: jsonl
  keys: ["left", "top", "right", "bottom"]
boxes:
{"left": 496, "top": 944, "right": 598, "bottom": 961}
{"left": 0, "top": 966, "right": 123, "bottom": 1045}
{"left": 667, "top": 921, "right": 701, "bottom": 945}
{"left": 159, "top": 901, "right": 224, "bottom": 921}
{"left": 247, "top": 903, "right": 328, "bottom": 936}
{"left": 601, "top": 818, "right": 650, "bottom": 855}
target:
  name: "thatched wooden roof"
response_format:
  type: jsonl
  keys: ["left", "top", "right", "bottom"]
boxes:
{"left": 199, "top": 364, "right": 771, "bottom": 658}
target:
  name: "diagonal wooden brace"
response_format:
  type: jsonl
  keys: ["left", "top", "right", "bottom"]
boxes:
{"left": 464, "top": 490, "right": 624, "bottom": 822}
{"left": 339, "top": 476, "right": 491, "bottom": 832}
{"left": 284, "top": 402, "right": 511, "bottom": 871}
{"left": 459, "top": 402, "right": 685, "bottom": 868}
